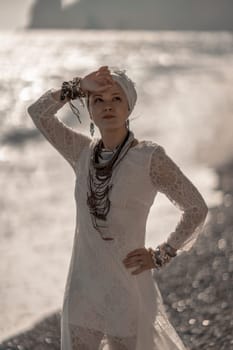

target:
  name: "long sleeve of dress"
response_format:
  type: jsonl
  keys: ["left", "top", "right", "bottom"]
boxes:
{"left": 149, "top": 145, "right": 208, "bottom": 252}
{"left": 27, "top": 89, "right": 92, "bottom": 171}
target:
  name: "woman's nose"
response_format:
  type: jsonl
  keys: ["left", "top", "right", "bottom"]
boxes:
{"left": 104, "top": 105, "right": 112, "bottom": 111}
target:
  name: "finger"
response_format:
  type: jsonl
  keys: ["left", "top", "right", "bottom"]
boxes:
{"left": 131, "top": 261, "right": 153, "bottom": 274}
{"left": 95, "top": 78, "right": 114, "bottom": 87}
{"left": 99, "top": 65, "right": 109, "bottom": 70}
{"left": 95, "top": 84, "right": 114, "bottom": 92}
{"left": 97, "top": 67, "right": 110, "bottom": 75}
{"left": 96, "top": 73, "right": 112, "bottom": 81}
{"left": 95, "top": 78, "right": 113, "bottom": 86}
{"left": 126, "top": 249, "right": 146, "bottom": 257}
{"left": 125, "top": 253, "right": 142, "bottom": 260}
{"left": 96, "top": 70, "right": 109, "bottom": 75}
{"left": 99, "top": 67, "right": 110, "bottom": 74}
{"left": 95, "top": 73, "right": 112, "bottom": 80}
{"left": 125, "top": 260, "right": 143, "bottom": 268}
{"left": 99, "top": 74, "right": 113, "bottom": 82}
{"left": 125, "top": 263, "right": 139, "bottom": 268}
{"left": 96, "top": 67, "right": 111, "bottom": 73}
{"left": 123, "top": 256, "right": 137, "bottom": 264}
{"left": 96, "top": 76, "right": 113, "bottom": 84}
{"left": 131, "top": 267, "right": 145, "bottom": 275}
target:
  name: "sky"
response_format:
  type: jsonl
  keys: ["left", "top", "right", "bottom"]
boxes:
{"left": 0, "top": 0, "right": 78, "bottom": 30}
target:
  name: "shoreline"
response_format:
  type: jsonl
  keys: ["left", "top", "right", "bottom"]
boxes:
{"left": 1, "top": 158, "right": 233, "bottom": 350}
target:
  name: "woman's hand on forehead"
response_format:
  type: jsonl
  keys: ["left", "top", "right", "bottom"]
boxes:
{"left": 98, "top": 65, "right": 110, "bottom": 72}
{"left": 96, "top": 66, "right": 112, "bottom": 78}
{"left": 80, "top": 66, "right": 114, "bottom": 94}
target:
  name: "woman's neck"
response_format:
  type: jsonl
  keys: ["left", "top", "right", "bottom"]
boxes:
{"left": 100, "top": 129, "right": 129, "bottom": 151}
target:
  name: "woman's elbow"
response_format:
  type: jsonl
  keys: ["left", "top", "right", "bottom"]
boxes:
{"left": 200, "top": 200, "right": 208, "bottom": 222}
{"left": 27, "top": 104, "right": 34, "bottom": 117}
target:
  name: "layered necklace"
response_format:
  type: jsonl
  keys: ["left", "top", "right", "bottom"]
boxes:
{"left": 86, "top": 130, "right": 137, "bottom": 240}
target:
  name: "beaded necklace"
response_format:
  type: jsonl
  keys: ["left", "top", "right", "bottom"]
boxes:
{"left": 86, "top": 130, "right": 137, "bottom": 240}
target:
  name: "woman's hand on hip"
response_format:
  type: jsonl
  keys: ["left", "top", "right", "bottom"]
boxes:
{"left": 122, "top": 248, "right": 155, "bottom": 275}
{"left": 80, "top": 66, "right": 114, "bottom": 94}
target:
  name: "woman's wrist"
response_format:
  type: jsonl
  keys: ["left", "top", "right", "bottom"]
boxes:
{"left": 160, "top": 242, "right": 177, "bottom": 257}
{"left": 56, "top": 77, "right": 88, "bottom": 124}
{"left": 80, "top": 78, "right": 88, "bottom": 94}
{"left": 51, "top": 89, "right": 69, "bottom": 103}
{"left": 148, "top": 243, "right": 177, "bottom": 270}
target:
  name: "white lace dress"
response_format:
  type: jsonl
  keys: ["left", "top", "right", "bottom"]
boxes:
{"left": 27, "top": 89, "right": 208, "bottom": 350}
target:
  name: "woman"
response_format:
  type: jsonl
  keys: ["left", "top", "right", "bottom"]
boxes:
{"left": 27, "top": 66, "right": 208, "bottom": 350}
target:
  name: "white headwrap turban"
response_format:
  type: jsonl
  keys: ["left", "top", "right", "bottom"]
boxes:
{"left": 109, "top": 68, "right": 137, "bottom": 113}
{"left": 86, "top": 68, "right": 137, "bottom": 114}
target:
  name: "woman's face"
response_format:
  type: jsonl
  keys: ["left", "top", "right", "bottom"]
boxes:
{"left": 88, "top": 82, "right": 130, "bottom": 132}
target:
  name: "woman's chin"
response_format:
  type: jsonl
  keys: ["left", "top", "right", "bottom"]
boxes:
{"left": 99, "top": 124, "right": 124, "bottom": 133}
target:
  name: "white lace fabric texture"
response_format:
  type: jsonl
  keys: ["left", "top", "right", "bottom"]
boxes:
{"left": 27, "top": 89, "right": 208, "bottom": 350}
{"left": 149, "top": 145, "right": 208, "bottom": 251}
{"left": 27, "top": 89, "right": 91, "bottom": 171}
{"left": 69, "top": 325, "right": 137, "bottom": 350}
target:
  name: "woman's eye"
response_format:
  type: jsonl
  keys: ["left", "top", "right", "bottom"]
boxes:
{"left": 94, "top": 98, "right": 103, "bottom": 103}
{"left": 94, "top": 96, "right": 121, "bottom": 103}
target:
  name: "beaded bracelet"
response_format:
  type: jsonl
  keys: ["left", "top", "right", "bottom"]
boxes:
{"left": 148, "top": 243, "right": 177, "bottom": 270}
{"left": 60, "top": 77, "right": 87, "bottom": 124}
{"left": 60, "top": 77, "right": 86, "bottom": 101}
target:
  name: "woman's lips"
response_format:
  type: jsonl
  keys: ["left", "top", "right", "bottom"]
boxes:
{"left": 103, "top": 115, "right": 116, "bottom": 119}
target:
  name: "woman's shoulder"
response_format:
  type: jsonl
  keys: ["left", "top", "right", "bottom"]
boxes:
{"left": 135, "top": 138, "right": 163, "bottom": 152}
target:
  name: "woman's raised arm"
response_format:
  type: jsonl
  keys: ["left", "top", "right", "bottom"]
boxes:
{"left": 27, "top": 67, "right": 115, "bottom": 171}
{"left": 27, "top": 88, "right": 92, "bottom": 171}
{"left": 149, "top": 145, "right": 208, "bottom": 252}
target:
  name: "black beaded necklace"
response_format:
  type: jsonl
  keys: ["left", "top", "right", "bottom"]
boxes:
{"left": 86, "top": 130, "right": 133, "bottom": 240}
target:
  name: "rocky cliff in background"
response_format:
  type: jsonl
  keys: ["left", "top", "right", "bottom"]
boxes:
{"left": 28, "top": 0, "right": 233, "bottom": 31}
